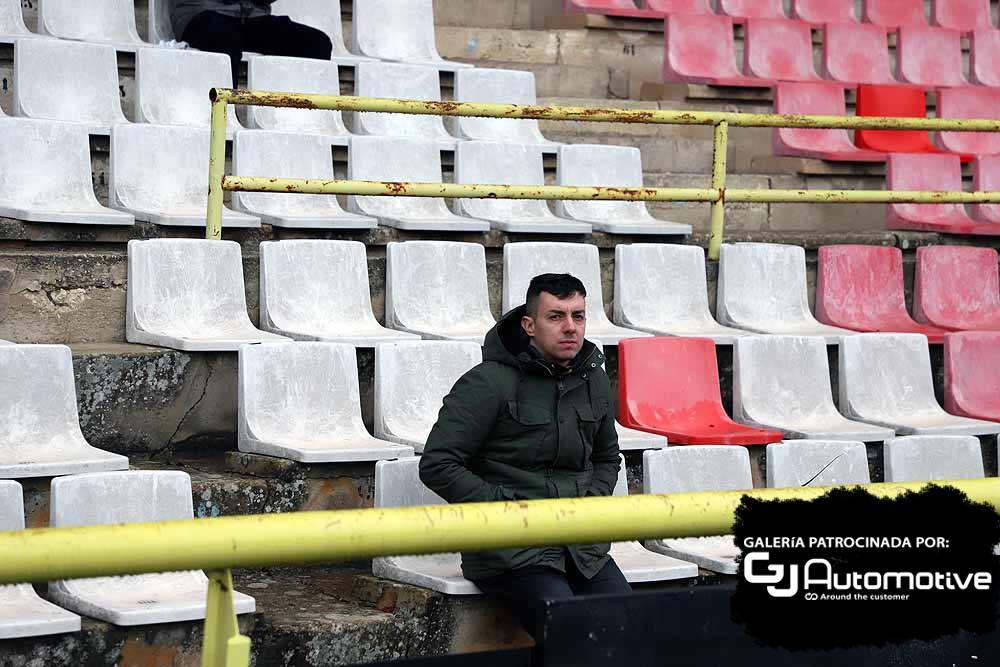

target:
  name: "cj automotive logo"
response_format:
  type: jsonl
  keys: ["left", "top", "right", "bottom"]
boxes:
{"left": 744, "top": 551, "right": 993, "bottom": 601}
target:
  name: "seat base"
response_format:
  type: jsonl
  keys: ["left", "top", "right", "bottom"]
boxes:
{"left": 644, "top": 535, "right": 740, "bottom": 575}
{"left": 0, "top": 584, "right": 81, "bottom": 640}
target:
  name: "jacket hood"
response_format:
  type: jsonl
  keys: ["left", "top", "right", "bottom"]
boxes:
{"left": 484, "top": 305, "right": 602, "bottom": 376}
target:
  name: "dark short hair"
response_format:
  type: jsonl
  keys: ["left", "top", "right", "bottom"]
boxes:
{"left": 525, "top": 273, "right": 587, "bottom": 317}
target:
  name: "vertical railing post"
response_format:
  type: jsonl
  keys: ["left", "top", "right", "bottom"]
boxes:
{"left": 707, "top": 120, "right": 729, "bottom": 261}
{"left": 201, "top": 568, "right": 251, "bottom": 667}
{"left": 206, "top": 88, "right": 229, "bottom": 241}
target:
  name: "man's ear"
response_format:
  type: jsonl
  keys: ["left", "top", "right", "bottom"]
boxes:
{"left": 521, "top": 315, "right": 535, "bottom": 338}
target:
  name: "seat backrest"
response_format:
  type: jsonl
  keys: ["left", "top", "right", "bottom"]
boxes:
{"left": 937, "top": 87, "right": 1000, "bottom": 156}
{"left": 556, "top": 144, "right": 650, "bottom": 222}
{"left": 0, "top": 0, "right": 30, "bottom": 35}
{"left": 247, "top": 56, "right": 348, "bottom": 135}
{"left": 39, "top": 0, "right": 141, "bottom": 43}
{"left": 914, "top": 245, "right": 1000, "bottom": 323}
{"left": 271, "top": 0, "right": 353, "bottom": 57}
{"left": 613, "top": 244, "right": 715, "bottom": 327}
{"left": 930, "top": 0, "right": 992, "bottom": 31}
{"left": 744, "top": 19, "right": 818, "bottom": 81}
{"left": 353, "top": 0, "right": 444, "bottom": 62}
{"left": 854, "top": 84, "right": 933, "bottom": 153}
{"left": 0, "top": 480, "right": 24, "bottom": 532}
{"left": 14, "top": 39, "right": 125, "bottom": 126}
{"left": 0, "top": 345, "right": 85, "bottom": 448}
{"left": 347, "top": 136, "right": 448, "bottom": 217}
{"left": 259, "top": 240, "right": 379, "bottom": 332}
{"left": 896, "top": 25, "right": 966, "bottom": 87}
{"left": 148, "top": 0, "right": 174, "bottom": 42}
{"left": 972, "top": 155, "right": 1000, "bottom": 220}
{"left": 839, "top": 333, "right": 940, "bottom": 418}
{"left": 970, "top": 29, "right": 1000, "bottom": 86}
{"left": 643, "top": 446, "right": 753, "bottom": 494}
{"left": 50, "top": 471, "right": 193, "bottom": 527}
{"left": 453, "top": 68, "right": 543, "bottom": 143}
{"left": 502, "top": 242, "right": 610, "bottom": 326}
{"left": 735, "top": 335, "right": 838, "bottom": 424}
{"left": 454, "top": 142, "right": 551, "bottom": 221}
{"left": 664, "top": 14, "right": 742, "bottom": 80}
{"left": 233, "top": 131, "right": 338, "bottom": 216}
{"left": 135, "top": 48, "right": 235, "bottom": 128}
{"left": 821, "top": 22, "right": 892, "bottom": 84}
{"left": 112, "top": 124, "right": 210, "bottom": 210}
{"left": 773, "top": 81, "right": 848, "bottom": 150}
{"left": 792, "top": 0, "right": 855, "bottom": 22}
{"left": 884, "top": 435, "right": 985, "bottom": 482}
{"left": 644, "top": 0, "right": 712, "bottom": 13}
{"left": 619, "top": 337, "right": 730, "bottom": 430}
{"left": 766, "top": 440, "right": 870, "bottom": 488}
{"left": 375, "top": 457, "right": 446, "bottom": 508}
{"left": 717, "top": 0, "right": 785, "bottom": 18}
{"left": 375, "top": 341, "right": 483, "bottom": 447}
{"left": 240, "top": 342, "right": 368, "bottom": 442}
{"left": 354, "top": 61, "right": 445, "bottom": 138}
{"left": 944, "top": 331, "right": 1000, "bottom": 416}
{"left": 887, "top": 153, "right": 967, "bottom": 223}
{"left": 862, "top": 0, "right": 927, "bottom": 28}
{"left": 387, "top": 241, "right": 494, "bottom": 331}
{"left": 127, "top": 239, "right": 253, "bottom": 335}
{"left": 816, "top": 245, "right": 908, "bottom": 325}
{"left": 717, "top": 243, "right": 812, "bottom": 326}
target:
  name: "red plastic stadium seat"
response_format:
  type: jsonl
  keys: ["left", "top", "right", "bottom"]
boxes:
{"left": 562, "top": 0, "right": 661, "bottom": 18}
{"left": 936, "top": 88, "right": 1000, "bottom": 157}
{"left": 854, "top": 85, "right": 970, "bottom": 162}
{"left": 970, "top": 30, "right": 1000, "bottom": 86}
{"left": 792, "top": 0, "right": 856, "bottom": 23}
{"left": 886, "top": 153, "right": 1000, "bottom": 234}
{"left": 618, "top": 337, "right": 783, "bottom": 446}
{"left": 663, "top": 14, "right": 761, "bottom": 86}
{"left": 743, "top": 19, "right": 821, "bottom": 82}
{"left": 972, "top": 156, "right": 1000, "bottom": 224}
{"left": 944, "top": 332, "right": 1000, "bottom": 420}
{"left": 773, "top": 82, "right": 885, "bottom": 161}
{"left": 931, "top": 0, "right": 993, "bottom": 32}
{"left": 717, "top": 0, "right": 785, "bottom": 19}
{"left": 821, "top": 22, "right": 895, "bottom": 85}
{"left": 862, "top": 0, "right": 928, "bottom": 28}
{"left": 915, "top": 246, "right": 1000, "bottom": 329}
{"left": 816, "top": 245, "right": 947, "bottom": 342}
{"left": 644, "top": 0, "right": 713, "bottom": 15}
{"left": 895, "top": 26, "right": 967, "bottom": 87}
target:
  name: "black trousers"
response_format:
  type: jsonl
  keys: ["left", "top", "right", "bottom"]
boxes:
{"left": 473, "top": 556, "right": 631, "bottom": 640}
{"left": 181, "top": 12, "right": 333, "bottom": 86}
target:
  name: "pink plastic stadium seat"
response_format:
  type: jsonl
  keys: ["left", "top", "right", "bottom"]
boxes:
{"left": 743, "top": 19, "right": 821, "bottom": 82}
{"left": 931, "top": 0, "right": 993, "bottom": 32}
{"left": 972, "top": 156, "right": 1000, "bottom": 224}
{"left": 816, "top": 245, "right": 948, "bottom": 342}
{"left": 886, "top": 153, "right": 1000, "bottom": 235}
{"left": 944, "top": 332, "right": 1000, "bottom": 420}
{"left": 563, "top": 0, "right": 661, "bottom": 18}
{"left": 936, "top": 88, "right": 1000, "bottom": 157}
{"left": 915, "top": 246, "right": 1000, "bottom": 330}
{"left": 773, "top": 82, "right": 885, "bottom": 161}
{"left": 644, "top": 0, "right": 713, "bottom": 15}
{"left": 862, "top": 0, "right": 928, "bottom": 28}
{"left": 792, "top": 0, "right": 856, "bottom": 23}
{"left": 895, "top": 26, "right": 968, "bottom": 87}
{"left": 663, "top": 14, "right": 760, "bottom": 86}
{"left": 717, "top": 0, "right": 785, "bottom": 19}
{"left": 618, "top": 338, "right": 784, "bottom": 446}
{"left": 970, "top": 30, "right": 1000, "bottom": 86}
{"left": 821, "top": 23, "right": 895, "bottom": 85}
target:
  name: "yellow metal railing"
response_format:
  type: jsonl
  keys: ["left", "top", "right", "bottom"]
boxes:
{"left": 3, "top": 479, "right": 1000, "bottom": 666}
{"left": 206, "top": 88, "right": 1000, "bottom": 259}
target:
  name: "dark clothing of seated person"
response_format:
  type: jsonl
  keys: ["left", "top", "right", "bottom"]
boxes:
{"left": 169, "top": 0, "right": 333, "bottom": 85}
{"left": 419, "top": 273, "right": 631, "bottom": 638}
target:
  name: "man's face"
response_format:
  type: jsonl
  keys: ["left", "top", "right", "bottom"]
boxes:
{"left": 522, "top": 291, "right": 586, "bottom": 364}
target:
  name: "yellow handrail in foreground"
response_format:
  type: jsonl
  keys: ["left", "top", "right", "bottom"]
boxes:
{"left": 206, "top": 88, "right": 1000, "bottom": 259}
{"left": 3, "top": 479, "right": 1000, "bottom": 666}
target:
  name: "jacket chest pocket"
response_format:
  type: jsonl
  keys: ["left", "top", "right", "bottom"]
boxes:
{"left": 490, "top": 401, "right": 553, "bottom": 465}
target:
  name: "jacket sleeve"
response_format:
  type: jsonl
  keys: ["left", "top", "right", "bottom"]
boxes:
{"left": 585, "top": 400, "right": 621, "bottom": 497}
{"left": 419, "top": 366, "right": 511, "bottom": 504}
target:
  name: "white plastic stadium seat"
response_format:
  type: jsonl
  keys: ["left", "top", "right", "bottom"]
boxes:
{"left": 0, "top": 118, "right": 133, "bottom": 225}
{"left": 14, "top": 40, "right": 128, "bottom": 134}
{"left": 271, "top": 0, "right": 375, "bottom": 64}
{"left": 0, "top": 0, "right": 43, "bottom": 42}
{"left": 111, "top": 124, "right": 259, "bottom": 227}
{"left": 452, "top": 68, "right": 560, "bottom": 152}
{"left": 353, "top": 62, "right": 457, "bottom": 149}
{"left": 126, "top": 239, "right": 289, "bottom": 351}
{"left": 135, "top": 48, "right": 242, "bottom": 133}
{"left": 373, "top": 458, "right": 481, "bottom": 594}
{"left": 589, "top": 339, "right": 668, "bottom": 451}
{"left": 840, "top": 334, "right": 1000, "bottom": 436}
{"left": 352, "top": 0, "right": 472, "bottom": 71}
{"left": 233, "top": 131, "right": 376, "bottom": 229}
{"left": 734, "top": 336, "right": 895, "bottom": 441}
{"left": 883, "top": 435, "right": 987, "bottom": 482}
{"left": 613, "top": 244, "right": 748, "bottom": 344}
{"left": 38, "top": 0, "right": 146, "bottom": 50}
{"left": 148, "top": 0, "right": 174, "bottom": 42}
{"left": 386, "top": 241, "right": 496, "bottom": 343}
{"left": 643, "top": 447, "right": 752, "bottom": 574}
{"left": 374, "top": 341, "right": 483, "bottom": 451}
{"left": 766, "top": 440, "right": 871, "bottom": 488}
{"left": 259, "top": 240, "right": 416, "bottom": 345}
{"left": 556, "top": 145, "right": 691, "bottom": 235}
{"left": 0, "top": 480, "right": 81, "bottom": 639}
{"left": 502, "top": 242, "right": 650, "bottom": 345}
{"left": 49, "top": 471, "right": 256, "bottom": 625}
{"left": 347, "top": 136, "right": 488, "bottom": 232}
{"left": 239, "top": 342, "right": 414, "bottom": 462}
{"left": 718, "top": 243, "right": 855, "bottom": 341}
{"left": 454, "top": 142, "right": 591, "bottom": 234}
{"left": 0, "top": 345, "right": 129, "bottom": 479}
{"left": 246, "top": 56, "right": 353, "bottom": 142}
